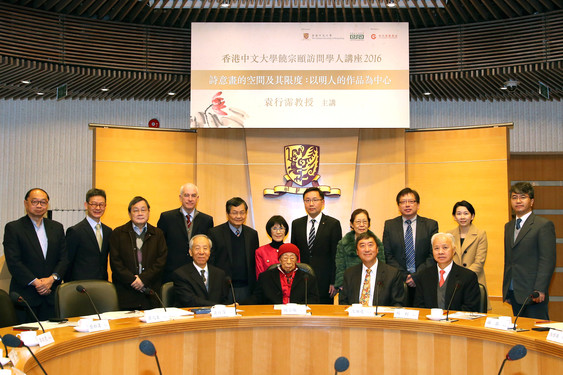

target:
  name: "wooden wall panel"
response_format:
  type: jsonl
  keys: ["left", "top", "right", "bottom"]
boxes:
{"left": 405, "top": 127, "right": 510, "bottom": 300}
{"left": 509, "top": 154, "right": 563, "bottom": 180}
{"left": 533, "top": 186, "right": 563, "bottom": 210}
{"left": 557, "top": 244, "right": 563, "bottom": 267}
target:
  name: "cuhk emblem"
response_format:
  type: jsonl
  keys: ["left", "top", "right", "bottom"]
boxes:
{"left": 303, "top": 33, "right": 309, "bottom": 40}
{"left": 285, "top": 144, "right": 319, "bottom": 186}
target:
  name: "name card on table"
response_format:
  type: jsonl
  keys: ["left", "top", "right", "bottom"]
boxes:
{"left": 547, "top": 329, "right": 563, "bottom": 344}
{"left": 484, "top": 317, "right": 513, "bottom": 331}
{"left": 12, "top": 368, "right": 26, "bottom": 375}
{"left": 281, "top": 304, "right": 309, "bottom": 315}
{"left": 347, "top": 305, "right": 377, "bottom": 317}
{"left": 211, "top": 305, "right": 237, "bottom": 318}
{"left": 393, "top": 309, "right": 419, "bottom": 320}
{"left": 37, "top": 331, "right": 55, "bottom": 347}
{"left": 0, "top": 369, "right": 12, "bottom": 375}
{"left": 143, "top": 310, "right": 170, "bottom": 324}
{"left": 8, "top": 349, "right": 19, "bottom": 366}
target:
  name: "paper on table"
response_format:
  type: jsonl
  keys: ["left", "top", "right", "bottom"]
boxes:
{"left": 13, "top": 321, "right": 74, "bottom": 330}
{"left": 536, "top": 322, "right": 563, "bottom": 330}
{"left": 447, "top": 312, "right": 487, "bottom": 320}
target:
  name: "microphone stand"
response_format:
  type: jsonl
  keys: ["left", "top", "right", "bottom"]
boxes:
{"left": 76, "top": 285, "right": 102, "bottom": 320}
{"left": 512, "top": 292, "right": 539, "bottom": 332}
{"left": 445, "top": 283, "right": 460, "bottom": 322}
{"left": 375, "top": 281, "right": 384, "bottom": 317}
{"left": 11, "top": 293, "right": 45, "bottom": 333}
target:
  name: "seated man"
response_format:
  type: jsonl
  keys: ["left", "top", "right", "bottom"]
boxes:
{"left": 414, "top": 232, "right": 480, "bottom": 312}
{"left": 339, "top": 232, "right": 404, "bottom": 307}
{"left": 245, "top": 243, "right": 319, "bottom": 305}
{"left": 172, "top": 234, "right": 229, "bottom": 307}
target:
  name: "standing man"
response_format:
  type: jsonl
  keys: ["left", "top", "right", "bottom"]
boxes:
{"left": 208, "top": 197, "right": 259, "bottom": 302}
{"left": 383, "top": 187, "right": 438, "bottom": 306}
{"left": 503, "top": 182, "right": 556, "bottom": 320}
{"left": 339, "top": 232, "right": 404, "bottom": 307}
{"left": 110, "top": 196, "right": 168, "bottom": 310}
{"left": 291, "top": 187, "right": 342, "bottom": 304}
{"left": 158, "top": 183, "right": 214, "bottom": 282}
{"left": 65, "top": 188, "right": 112, "bottom": 281}
{"left": 3, "top": 188, "right": 67, "bottom": 322}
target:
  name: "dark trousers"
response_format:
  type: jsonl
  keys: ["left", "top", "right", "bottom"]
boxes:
{"left": 507, "top": 290, "right": 549, "bottom": 320}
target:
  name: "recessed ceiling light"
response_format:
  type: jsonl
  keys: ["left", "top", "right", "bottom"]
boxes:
{"left": 500, "top": 86, "right": 507, "bottom": 90}
{"left": 101, "top": 88, "right": 109, "bottom": 92}
{"left": 168, "top": 92, "right": 176, "bottom": 96}
{"left": 423, "top": 91, "right": 431, "bottom": 96}
{"left": 220, "top": 0, "right": 230, "bottom": 8}
{"left": 37, "top": 92, "right": 44, "bottom": 96}
{"left": 21, "top": 80, "right": 31, "bottom": 84}
{"left": 387, "top": 1, "right": 397, "bottom": 7}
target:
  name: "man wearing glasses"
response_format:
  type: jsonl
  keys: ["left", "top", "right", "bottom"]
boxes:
{"left": 65, "top": 188, "right": 112, "bottom": 281}
{"left": 291, "top": 187, "right": 342, "bottom": 304}
{"left": 383, "top": 187, "right": 438, "bottom": 306}
{"left": 3, "top": 188, "right": 68, "bottom": 322}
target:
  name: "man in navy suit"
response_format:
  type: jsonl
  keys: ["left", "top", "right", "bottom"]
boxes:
{"left": 503, "top": 182, "right": 556, "bottom": 319}
{"left": 291, "top": 187, "right": 342, "bottom": 304}
{"left": 383, "top": 187, "right": 438, "bottom": 306}
{"left": 171, "top": 234, "right": 229, "bottom": 307}
{"left": 158, "top": 183, "right": 214, "bottom": 282}
{"left": 65, "top": 188, "right": 112, "bottom": 281}
{"left": 3, "top": 188, "right": 67, "bottom": 322}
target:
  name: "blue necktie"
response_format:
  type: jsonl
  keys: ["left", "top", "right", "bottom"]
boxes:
{"left": 516, "top": 218, "right": 522, "bottom": 230}
{"left": 405, "top": 220, "right": 415, "bottom": 273}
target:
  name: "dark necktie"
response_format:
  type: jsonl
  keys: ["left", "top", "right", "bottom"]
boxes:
{"left": 186, "top": 214, "right": 192, "bottom": 229}
{"left": 405, "top": 219, "right": 415, "bottom": 273}
{"left": 308, "top": 219, "right": 316, "bottom": 249}
{"left": 516, "top": 218, "right": 522, "bottom": 230}
{"left": 201, "top": 269, "right": 207, "bottom": 290}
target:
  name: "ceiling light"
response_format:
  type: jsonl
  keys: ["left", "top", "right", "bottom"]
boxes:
{"left": 500, "top": 86, "right": 507, "bottom": 90}
{"left": 101, "top": 88, "right": 109, "bottom": 92}
{"left": 37, "top": 92, "right": 44, "bottom": 96}
{"left": 220, "top": 0, "right": 230, "bottom": 8}
{"left": 423, "top": 91, "right": 431, "bottom": 96}
{"left": 168, "top": 92, "right": 176, "bottom": 96}
{"left": 387, "top": 1, "right": 397, "bottom": 7}
{"left": 21, "top": 80, "right": 31, "bottom": 84}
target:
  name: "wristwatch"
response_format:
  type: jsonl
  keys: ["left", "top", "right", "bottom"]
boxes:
{"left": 52, "top": 273, "right": 60, "bottom": 281}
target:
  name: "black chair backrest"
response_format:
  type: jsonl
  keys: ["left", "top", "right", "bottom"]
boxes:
{"left": 478, "top": 283, "right": 488, "bottom": 314}
{"left": 0, "top": 288, "right": 19, "bottom": 328}
{"left": 55, "top": 280, "right": 119, "bottom": 319}
{"left": 266, "top": 262, "right": 316, "bottom": 278}
{"left": 161, "top": 281, "right": 175, "bottom": 307}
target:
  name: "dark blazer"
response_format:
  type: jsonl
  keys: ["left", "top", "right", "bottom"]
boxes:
{"left": 109, "top": 221, "right": 168, "bottom": 310}
{"left": 157, "top": 208, "right": 214, "bottom": 281}
{"left": 414, "top": 262, "right": 480, "bottom": 312}
{"left": 503, "top": 213, "right": 556, "bottom": 305}
{"left": 171, "top": 262, "right": 229, "bottom": 307}
{"left": 65, "top": 218, "right": 112, "bottom": 281}
{"left": 383, "top": 215, "right": 438, "bottom": 282}
{"left": 208, "top": 222, "right": 259, "bottom": 291}
{"left": 291, "top": 213, "right": 342, "bottom": 304}
{"left": 3, "top": 216, "right": 67, "bottom": 307}
{"left": 339, "top": 262, "right": 405, "bottom": 307}
{"left": 245, "top": 267, "right": 320, "bottom": 305}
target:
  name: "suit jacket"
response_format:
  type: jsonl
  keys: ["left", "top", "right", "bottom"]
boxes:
{"left": 65, "top": 218, "right": 112, "bottom": 281}
{"left": 245, "top": 267, "right": 320, "bottom": 305}
{"left": 208, "top": 222, "right": 259, "bottom": 291}
{"left": 339, "top": 262, "right": 404, "bottom": 307}
{"left": 157, "top": 208, "right": 214, "bottom": 281}
{"left": 3, "top": 216, "right": 67, "bottom": 307}
{"left": 109, "top": 221, "right": 168, "bottom": 310}
{"left": 503, "top": 213, "right": 556, "bottom": 305}
{"left": 291, "top": 213, "right": 342, "bottom": 304}
{"left": 383, "top": 215, "right": 438, "bottom": 282}
{"left": 414, "top": 262, "right": 480, "bottom": 312}
{"left": 171, "top": 262, "right": 229, "bottom": 307}
{"left": 447, "top": 224, "right": 488, "bottom": 291}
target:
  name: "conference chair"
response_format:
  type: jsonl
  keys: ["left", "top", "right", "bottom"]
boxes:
{"left": 267, "top": 263, "right": 316, "bottom": 278}
{"left": 55, "top": 280, "right": 119, "bottom": 319}
{"left": 478, "top": 283, "right": 488, "bottom": 314}
{"left": 161, "top": 281, "right": 175, "bottom": 307}
{"left": 0, "top": 289, "right": 19, "bottom": 328}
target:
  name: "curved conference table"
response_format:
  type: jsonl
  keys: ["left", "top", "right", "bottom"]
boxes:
{"left": 1, "top": 305, "right": 562, "bottom": 375}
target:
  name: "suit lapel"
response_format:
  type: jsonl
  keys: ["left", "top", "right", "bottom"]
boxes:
{"left": 445, "top": 264, "right": 460, "bottom": 307}
{"left": 395, "top": 217, "right": 406, "bottom": 254}
{"left": 223, "top": 223, "right": 233, "bottom": 263}
{"left": 350, "top": 265, "right": 363, "bottom": 303}
{"left": 428, "top": 266, "right": 439, "bottom": 307}
{"left": 81, "top": 219, "right": 99, "bottom": 248}
{"left": 23, "top": 217, "right": 46, "bottom": 260}
{"left": 311, "top": 213, "right": 325, "bottom": 248}
{"left": 513, "top": 214, "right": 534, "bottom": 248}
{"left": 189, "top": 264, "right": 208, "bottom": 296}
{"left": 461, "top": 225, "right": 478, "bottom": 252}
{"left": 176, "top": 209, "right": 190, "bottom": 240}
{"left": 373, "top": 265, "right": 385, "bottom": 305}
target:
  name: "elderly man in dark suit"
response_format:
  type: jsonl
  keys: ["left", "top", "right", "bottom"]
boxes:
{"left": 3, "top": 188, "right": 68, "bottom": 322}
{"left": 65, "top": 188, "right": 112, "bottom": 281}
{"left": 208, "top": 197, "right": 259, "bottom": 303}
{"left": 171, "top": 234, "right": 229, "bottom": 307}
{"left": 339, "top": 232, "right": 404, "bottom": 307}
{"left": 158, "top": 183, "right": 214, "bottom": 282}
{"left": 414, "top": 232, "right": 480, "bottom": 312}
{"left": 291, "top": 187, "right": 342, "bottom": 304}
{"left": 383, "top": 187, "right": 438, "bottom": 306}
{"left": 503, "top": 182, "right": 556, "bottom": 320}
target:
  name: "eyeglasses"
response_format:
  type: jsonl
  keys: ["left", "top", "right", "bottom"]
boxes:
{"left": 131, "top": 208, "right": 148, "bottom": 214}
{"left": 304, "top": 198, "right": 323, "bottom": 204}
{"left": 29, "top": 200, "right": 48, "bottom": 207}
{"left": 88, "top": 202, "right": 106, "bottom": 208}
{"left": 271, "top": 226, "right": 286, "bottom": 232}
{"left": 399, "top": 200, "right": 417, "bottom": 205}
{"left": 353, "top": 220, "right": 368, "bottom": 225}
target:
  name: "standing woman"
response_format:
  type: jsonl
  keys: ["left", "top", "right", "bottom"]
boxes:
{"left": 334, "top": 209, "right": 384, "bottom": 290}
{"left": 255, "top": 215, "right": 298, "bottom": 278}
{"left": 447, "top": 200, "right": 490, "bottom": 310}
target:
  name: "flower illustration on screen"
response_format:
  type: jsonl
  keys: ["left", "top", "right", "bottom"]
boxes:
{"left": 191, "top": 91, "right": 248, "bottom": 128}
{"left": 206, "top": 91, "right": 227, "bottom": 116}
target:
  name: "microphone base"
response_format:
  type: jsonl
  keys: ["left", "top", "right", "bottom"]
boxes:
{"left": 444, "top": 319, "right": 459, "bottom": 323}
{"left": 511, "top": 328, "right": 529, "bottom": 332}
{"left": 374, "top": 313, "right": 385, "bottom": 318}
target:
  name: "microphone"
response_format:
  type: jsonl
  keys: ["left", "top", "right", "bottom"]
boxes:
{"left": 497, "top": 344, "right": 527, "bottom": 375}
{"left": 10, "top": 292, "right": 45, "bottom": 333}
{"left": 2, "top": 334, "right": 49, "bottom": 375}
{"left": 512, "top": 291, "right": 540, "bottom": 331}
{"left": 375, "top": 281, "right": 384, "bottom": 317}
{"left": 225, "top": 276, "right": 238, "bottom": 307}
{"left": 445, "top": 283, "right": 460, "bottom": 322}
{"left": 304, "top": 274, "right": 309, "bottom": 307}
{"left": 334, "top": 356, "right": 350, "bottom": 374}
{"left": 142, "top": 288, "right": 167, "bottom": 312}
{"left": 139, "top": 340, "right": 163, "bottom": 375}
{"left": 75, "top": 285, "right": 102, "bottom": 320}
{"left": 0, "top": 334, "right": 8, "bottom": 362}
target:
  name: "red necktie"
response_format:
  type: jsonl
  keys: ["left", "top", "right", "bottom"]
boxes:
{"left": 186, "top": 214, "right": 192, "bottom": 229}
{"left": 439, "top": 270, "right": 445, "bottom": 287}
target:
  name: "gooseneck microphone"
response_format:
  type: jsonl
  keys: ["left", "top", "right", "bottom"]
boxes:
{"left": 1, "top": 334, "right": 8, "bottom": 363}
{"left": 10, "top": 292, "right": 45, "bottom": 333}
{"left": 75, "top": 285, "right": 102, "bottom": 320}
{"left": 334, "top": 356, "right": 350, "bottom": 374}
{"left": 2, "top": 334, "right": 49, "bottom": 375}
{"left": 139, "top": 339, "right": 163, "bottom": 375}
{"left": 304, "top": 274, "right": 309, "bottom": 307}
{"left": 513, "top": 291, "right": 540, "bottom": 330}
{"left": 445, "top": 283, "right": 461, "bottom": 322}
{"left": 375, "top": 281, "right": 384, "bottom": 317}
{"left": 143, "top": 288, "right": 167, "bottom": 312}
{"left": 497, "top": 344, "right": 527, "bottom": 375}
{"left": 226, "top": 277, "right": 238, "bottom": 307}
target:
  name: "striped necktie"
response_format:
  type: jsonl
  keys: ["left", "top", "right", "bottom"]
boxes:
{"left": 405, "top": 220, "right": 415, "bottom": 273}
{"left": 308, "top": 219, "right": 316, "bottom": 249}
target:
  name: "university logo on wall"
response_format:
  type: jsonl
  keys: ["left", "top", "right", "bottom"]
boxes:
{"left": 264, "top": 144, "right": 341, "bottom": 197}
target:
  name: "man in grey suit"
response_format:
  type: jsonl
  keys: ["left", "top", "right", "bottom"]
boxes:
{"left": 65, "top": 188, "right": 112, "bottom": 281}
{"left": 339, "top": 232, "right": 404, "bottom": 307}
{"left": 383, "top": 187, "right": 438, "bottom": 306}
{"left": 503, "top": 182, "right": 556, "bottom": 320}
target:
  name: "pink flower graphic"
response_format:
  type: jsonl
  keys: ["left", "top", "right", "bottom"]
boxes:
{"left": 206, "top": 91, "right": 227, "bottom": 116}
